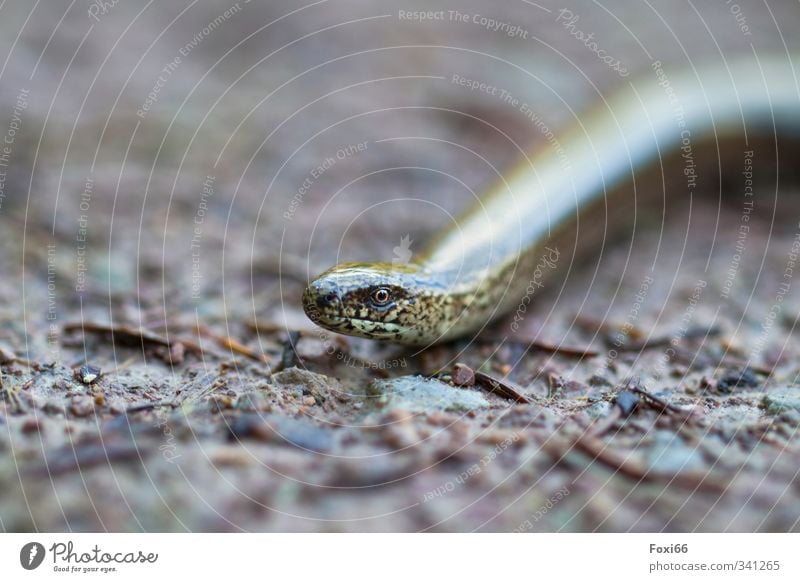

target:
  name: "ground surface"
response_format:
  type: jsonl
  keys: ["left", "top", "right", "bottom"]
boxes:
{"left": 1, "top": 0, "right": 800, "bottom": 532}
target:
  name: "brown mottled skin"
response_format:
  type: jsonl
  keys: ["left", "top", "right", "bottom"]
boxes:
{"left": 302, "top": 261, "right": 499, "bottom": 345}
{"left": 303, "top": 55, "right": 800, "bottom": 345}
{"left": 303, "top": 248, "right": 567, "bottom": 346}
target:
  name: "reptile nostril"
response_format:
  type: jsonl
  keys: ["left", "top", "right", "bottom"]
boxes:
{"left": 317, "top": 291, "right": 339, "bottom": 308}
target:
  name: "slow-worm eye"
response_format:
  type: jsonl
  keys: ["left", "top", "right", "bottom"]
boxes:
{"left": 371, "top": 288, "right": 391, "bottom": 306}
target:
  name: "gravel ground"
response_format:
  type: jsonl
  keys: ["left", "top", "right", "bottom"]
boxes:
{"left": 1, "top": 0, "right": 800, "bottom": 532}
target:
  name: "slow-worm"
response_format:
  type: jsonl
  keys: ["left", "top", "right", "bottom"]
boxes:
{"left": 303, "top": 55, "right": 800, "bottom": 346}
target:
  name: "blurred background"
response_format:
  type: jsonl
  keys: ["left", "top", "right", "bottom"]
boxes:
{"left": 2, "top": 0, "right": 798, "bottom": 326}
{"left": 1, "top": 0, "right": 800, "bottom": 532}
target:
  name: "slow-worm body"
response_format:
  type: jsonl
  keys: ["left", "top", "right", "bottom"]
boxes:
{"left": 303, "top": 55, "right": 800, "bottom": 345}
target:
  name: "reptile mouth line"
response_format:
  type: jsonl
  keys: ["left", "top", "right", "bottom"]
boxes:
{"left": 317, "top": 315, "right": 404, "bottom": 333}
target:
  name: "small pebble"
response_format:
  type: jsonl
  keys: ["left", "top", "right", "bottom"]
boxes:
{"left": 209, "top": 448, "right": 252, "bottom": 467}
{"left": 716, "top": 367, "right": 760, "bottom": 393}
{"left": 426, "top": 411, "right": 457, "bottom": 426}
{"left": 452, "top": 364, "right": 475, "bottom": 387}
{"left": 208, "top": 394, "right": 235, "bottom": 411}
{"left": 235, "top": 392, "right": 274, "bottom": 413}
{"left": 482, "top": 429, "right": 522, "bottom": 446}
{"left": 588, "top": 374, "right": 613, "bottom": 387}
{"left": 169, "top": 342, "right": 186, "bottom": 365}
{"left": 615, "top": 390, "right": 640, "bottom": 415}
{"left": 69, "top": 396, "right": 95, "bottom": 417}
{"left": 21, "top": 417, "right": 43, "bottom": 434}
{"left": 762, "top": 388, "right": 800, "bottom": 415}
{"left": 77, "top": 365, "right": 102, "bottom": 385}
{"left": 369, "top": 376, "right": 489, "bottom": 413}
{"left": 109, "top": 403, "right": 126, "bottom": 415}
{"left": 380, "top": 410, "right": 419, "bottom": 449}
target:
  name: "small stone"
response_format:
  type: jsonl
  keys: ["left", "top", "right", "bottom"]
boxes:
{"left": 77, "top": 365, "right": 102, "bottom": 385}
{"left": 303, "top": 396, "right": 317, "bottom": 406}
{"left": 273, "top": 367, "right": 338, "bottom": 406}
{"left": 482, "top": 429, "right": 522, "bottom": 446}
{"left": 43, "top": 399, "right": 66, "bottom": 414}
{"left": 21, "top": 417, "right": 43, "bottom": 434}
{"left": 367, "top": 376, "right": 489, "bottom": 413}
{"left": 209, "top": 448, "right": 251, "bottom": 467}
{"left": 588, "top": 374, "right": 613, "bottom": 387}
{"left": 235, "top": 392, "right": 273, "bottom": 413}
{"left": 69, "top": 396, "right": 94, "bottom": 417}
{"left": 716, "top": 367, "right": 760, "bottom": 393}
{"left": 615, "top": 390, "right": 640, "bottom": 415}
{"left": 762, "top": 387, "right": 800, "bottom": 415}
{"left": 452, "top": 363, "right": 475, "bottom": 386}
{"left": 208, "top": 394, "right": 235, "bottom": 411}
{"left": 109, "top": 403, "right": 126, "bottom": 415}
{"left": 426, "top": 411, "right": 457, "bottom": 426}
{"left": 380, "top": 409, "right": 419, "bottom": 449}
{"left": 169, "top": 342, "right": 186, "bottom": 365}
{"left": 671, "top": 365, "right": 689, "bottom": 378}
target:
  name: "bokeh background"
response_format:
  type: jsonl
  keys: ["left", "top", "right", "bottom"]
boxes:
{"left": 1, "top": 0, "right": 800, "bottom": 532}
